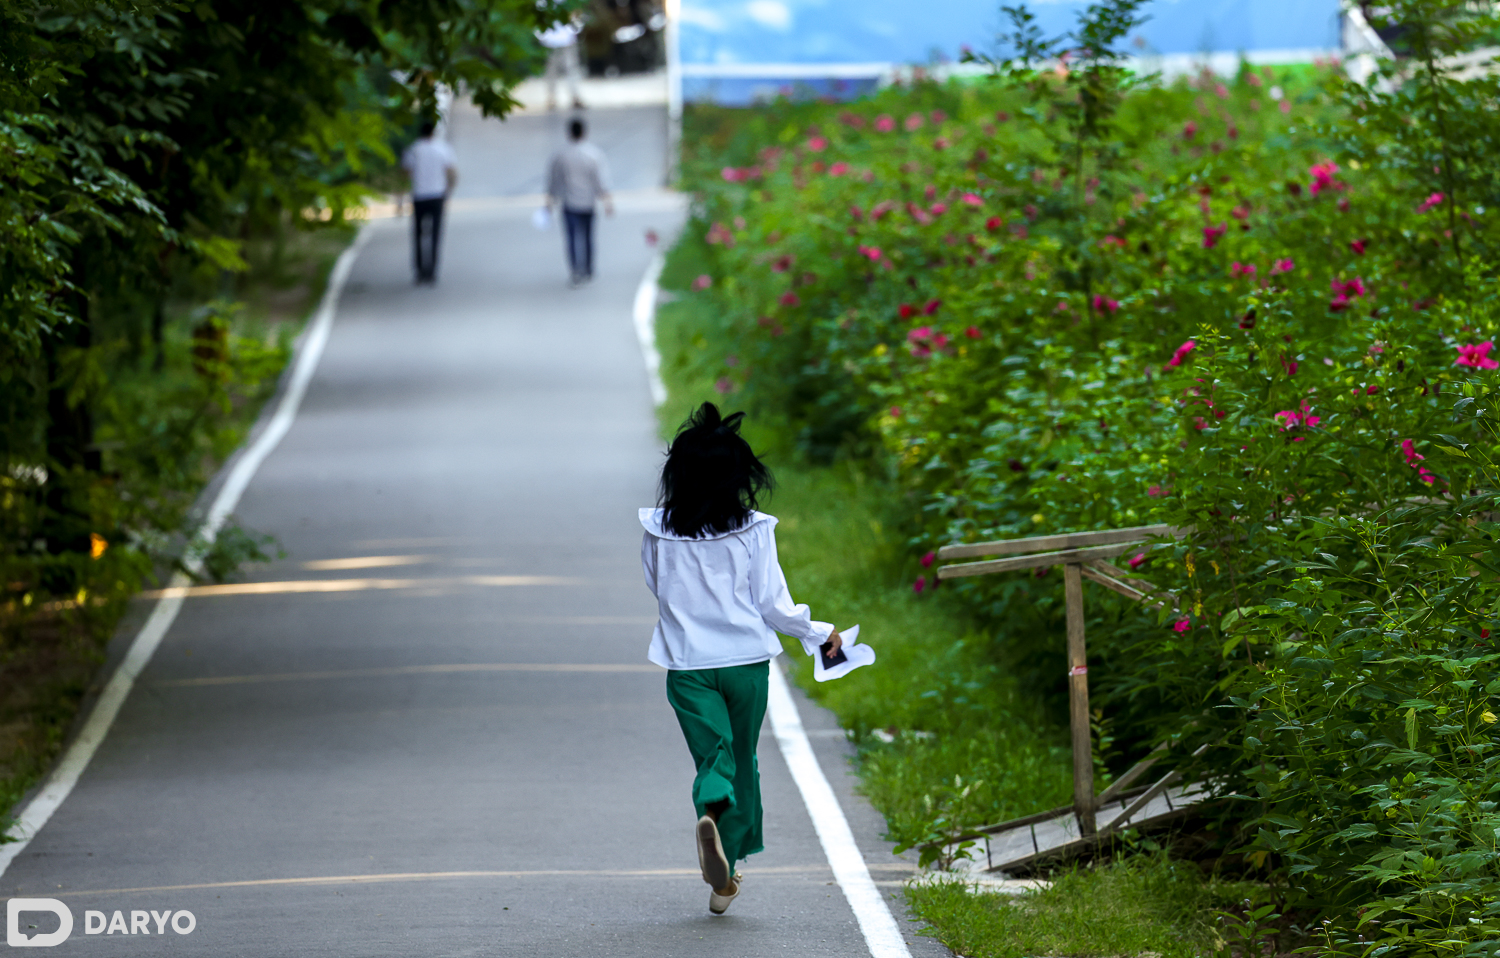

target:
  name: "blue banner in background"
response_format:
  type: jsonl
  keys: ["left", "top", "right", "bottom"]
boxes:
{"left": 679, "top": 0, "right": 1343, "bottom": 104}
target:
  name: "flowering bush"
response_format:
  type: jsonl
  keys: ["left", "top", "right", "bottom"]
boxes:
{"left": 669, "top": 0, "right": 1500, "bottom": 945}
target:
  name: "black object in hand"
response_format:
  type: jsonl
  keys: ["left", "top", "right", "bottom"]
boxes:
{"left": 820, "top": 640, "right": 848, "bottom": 669}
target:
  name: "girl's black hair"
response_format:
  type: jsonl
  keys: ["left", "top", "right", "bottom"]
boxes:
{"left": 659, "top": 402, "right": 773, "bottom": 538}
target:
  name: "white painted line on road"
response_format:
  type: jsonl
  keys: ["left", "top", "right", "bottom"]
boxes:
{"left": 768, "top": 664, "right": 912, "bottom": 958}
{"left": 0, "top": 225, "right": 374, "bottom": 881}
{"left": 632, "top": 253, "right": 668, "bottom": 406}
{"left": 138, "top": 574, "right": 578, "bottom": 598}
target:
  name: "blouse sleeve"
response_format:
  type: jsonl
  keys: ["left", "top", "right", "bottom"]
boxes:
{"left": 641, "top": 531, "right": 659, "bottom": 598}
{"left": 747, "top": 522, "right": 833, "bottom": 655}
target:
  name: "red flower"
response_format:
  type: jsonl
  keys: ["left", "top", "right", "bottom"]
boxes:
{"left": 1456, "top": 342, "right": 1500, "bottom": 369}
{"left": 985, "top": 216, "right": 1003, "bottom": 231}
{"left": 1128, "top": 552, "right": 1145, "bottom": 569}
{"left": 965, "top": 325, "right": 981, "bottom": 339}
{"left": 1182, "top": 121, "right": 1197, "bottom": 140}
{"left": 889, "top": 406, "right": 901, "bottom": 417}
{"left": 1308, "top": 161, "right": 1341, "bottom": 196}
{"left": 920, "top": 551, "right": 935, "bottom": 568}
{"left": 1092, "top": 294, "right": 1120, "bottom": 313}
{"left": 898, "top": 303, "right": 916, "bottom": 319}
{"left": 779, "top": 291, "right": 801, "bottom": 307}
{"left": 1202, "top": 223, "right": 1227, "bottom": 248}
{"left": 913, "top": 576, "right": 927, "bottom": 593}
{"left": 1166, "top": 339, "right": 1196, "bottom": 369}
{"left": 857, "top": 245, "right": 882, "bottom": 261}
{"left": 922, "top": 299, "right": 941, "bottom": 315}
{"left": 1270, "top": 257, "right": 1294, "bottom": 275}
{"left": 907, "top": 326, "right": 933, "bottom": 342}
{"left": 1350, "top": 238, "right": 1366, "bottom": 255}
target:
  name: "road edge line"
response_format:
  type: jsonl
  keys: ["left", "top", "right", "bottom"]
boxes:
{"left": 632, "top": 253, "right": 667, "bottom": 407}
{"left": 0, "top": 224, "right": 373, "bottom": 879}
{"left": 767, "top": 665, "right": 912, "bottom": 958}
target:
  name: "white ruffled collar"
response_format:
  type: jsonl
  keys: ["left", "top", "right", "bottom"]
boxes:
{"left": 639, "top": 508, "right": 776, "bottom": 541}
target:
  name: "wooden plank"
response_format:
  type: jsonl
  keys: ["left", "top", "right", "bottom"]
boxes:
{"left": 936, "top": 523, "right": 1177, "bottom": 561}
{"left": 1078, "top": 562, "right": 1152, "bottom": 603}
{"left": 1100, "top": 768, "right": 1180, "bottom": 835}
{"left": 1095, "top": 743, "right": 1167, "bottom": 805}
{"left": 1064, "top": 563, "right": 1095, "bottom": 837}
{"left": 936, "top": 541, "right": 1144, "bottom": 579}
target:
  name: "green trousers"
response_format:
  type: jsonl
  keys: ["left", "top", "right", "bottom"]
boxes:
{"left": 666, "top": 661, "right": 769, "bottom": 869}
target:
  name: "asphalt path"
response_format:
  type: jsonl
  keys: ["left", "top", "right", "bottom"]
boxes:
{"left": 2, "top": 102, "right": 949, "bottom": 957}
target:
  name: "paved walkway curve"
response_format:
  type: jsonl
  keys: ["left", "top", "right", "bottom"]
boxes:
{"left": 1, "top": 102, "right": 950, "bottom": 957}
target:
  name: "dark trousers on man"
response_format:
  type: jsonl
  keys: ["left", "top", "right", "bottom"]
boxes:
{"left": 563, "top": 207, "right": 595, "bottom": 279}
{"left": 412, "top": 197, "right": 445, "bottom": 283}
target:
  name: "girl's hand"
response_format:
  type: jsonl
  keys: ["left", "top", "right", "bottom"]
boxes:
{"left": 825, "top": 629, "right": 843, "bottom": 654}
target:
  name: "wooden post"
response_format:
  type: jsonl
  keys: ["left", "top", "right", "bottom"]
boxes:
{"left": 1063, "top": 562, "right": 1096, "bottom": 837}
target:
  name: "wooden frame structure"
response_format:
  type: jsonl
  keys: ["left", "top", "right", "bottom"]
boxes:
{"left": 934, "top": 523, "right": 1186, "bottom": 849}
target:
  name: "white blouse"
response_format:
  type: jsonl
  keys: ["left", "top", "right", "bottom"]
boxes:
{"left": 640, "top": 508, "right": 833, "bottom": 670}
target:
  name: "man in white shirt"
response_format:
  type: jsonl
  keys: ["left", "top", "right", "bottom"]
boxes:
{"left": 546, "top": 118, "right": 613, "bottom": 286}
{"left": 536, "top": 18, "right": 584, "bottom": 111}
{"left": 400, "top": 120, "right": 458, "bottom": 285}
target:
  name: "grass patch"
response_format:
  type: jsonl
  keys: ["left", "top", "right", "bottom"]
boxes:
{"left": 907, "top": 856, "right": 1258, "bottom": 958}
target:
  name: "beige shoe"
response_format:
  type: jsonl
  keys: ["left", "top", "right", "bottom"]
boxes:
{"left": 709, "top": 872, "right": 742, "bottom": 915}
{"left": 696, "top": 815, "right": 730, "bottom": 890}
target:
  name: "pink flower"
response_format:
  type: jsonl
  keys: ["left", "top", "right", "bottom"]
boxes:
{"left": 904, "top": 113, "right": 925, "bottom": 131}
{"left": 922, "top": 299, "right": 942, "bottom": 315}
{"left": 1147, "top": 484, "right": 1165, "bottom": 498}
{"left": 1172, "top": 618, "right": 1191, "bottom": 633}
{"left": 930, "top": 109, "right": 947, "bottom": 124}
{"left": 1332, "top": 277, "right": 1367, "bottom": 298}
{"left": 1128, "top": 552, "right": 1145, "bottom": 569}
{"left": 933, "top": 137, "right": 950, "bottom": 151}
{"left": 692, "top": 274, "right": 712, "bottom": 291}
{"left": 930, "top": 202, "right": 948, "bottom": 215}
{"left": 985, "top": 216, "right": 1003, "bottom": 231}
{"left": 1401, "top": 439, "right": 1437, "bottom": 484}
{"left": 965, "top": 325, "right": 981, "bottom": 339}
{"left": 1350, "top": 238, "right": 1366, "bottom": 255}
{"left": 849, "top": 204, "right": 864, "bottom": 220}
{"left": 933, "top": 333, "right": 949, "bottom": 349}
{"left": 1203, "top": 223, "right": 1227, "bottom": 248}
{"left": 1279, "top": 99, "right": 1291, "bottom": 115}
{"left": 1166, "top": 339, "right": 1196, "bottom": 369}
{"left": 714, "top": 377, "right": 733, "bottom": 394}
{"left": 1183, "top": 121, "right": 1197, "bottom": 140}
{"left": 807, "top": 135, "right": 828, "bottom": 152}
{"left": 961, "top": 192, "right": 983, "bottom": 207}
{"left": 906, "top": 201, "right": 933, "bottom": 225}
{"left": 857, "top": 245, "right": 882, "bottom": 261}
{"left": 1270, "top": 258, "right": 1295, "bottom": 275}
{"left": 1092, "top": 294, "right": 1120, "bottom": 313}
{"left": 875, "top": 114, "right": 895, "bottom": 132}
{"left": 890, "top": 406, "right": 901, "bottom": 417}
{"left": 779, "top": 291, "right": 801, "bottom": 307}
{"left": 1308, "top": 161, "right": 1340, "bottom": 196}
{"left": 721, "top": 167, "right": 743, "bottom": 182}
{"left": 920, "top": 551, "right": 935, "bottom": 568}
{"left": 1418, "top": 192, "right": 1446, "bottom": 213}
{"left": 907, "top": 326, "right": 932, "bottom": 342}
{"left": 913, "top": 576, "right": 927, "bottom": 593}
{"left": 771, "top": 254, "right": 793, "bottom": 273}
{"left": 1215, "top": 82, "right": 1230, "bottom": 98}
{"left": 1274, "top": 400, "right": 1321, "bottom": 431}
{"left": 870, "top": 199, "right": 897, "bottom": 220}
{"left": 1230, "top": 262, "right": 1256, "bottom": 277}
{"left": 829, "top": 161, "right": 849, "bottom": 176}
{"left": 1456, "top": 342, "right": 1500, "bottom": 369}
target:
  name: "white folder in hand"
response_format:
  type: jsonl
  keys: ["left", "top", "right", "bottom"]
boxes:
{"left": 812, "top": 624, "right": 875, "bottom": 682}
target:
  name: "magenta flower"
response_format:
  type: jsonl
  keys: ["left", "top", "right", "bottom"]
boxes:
{"left": 870, "top": 199, "right": 897, "bottom": 220}
{"left": 913, "top": 576, "right": 927, "bottom": 593}
{"left": 965, "top": 325, "right": 981, "bottom": 339}
{"left": 907, "top": 326, "right": 933, "bottom": 342}
{"left": 920, "top": 551, "right": 935, "bottom": 568}
{"left": 1270, "top": 258, "right": 1295, "bottom": 275}
{"left": 1274, "top": 400, "right": 1321, "bottom": 431}
{"left": 985, "top": 215, "right": 1003, "bottom": 231}
{"left": 1203, "top": 223, "right": 1227, "bottom": 248}
{"left": 1092, "top": 294, "right": 1120, "bottom": 313}
{"left": 1230, "top": 262, "right": 1256, "bottom": 277}
{"left": 1128, "top": 552, "right": 1145, "bottom": 570}
{"left": 1401, "top": 439, "right": 1437, "bottom": 484}
{"left": 1456, "top": 342, "right": 1500, "bottom": 369}
{"left": 961, "top": 192, "right": 983, "bottom": 207}
{"left": 930, "top": 109, "right": 947, "bottom": 124}
{"left": 1147, "top": 484, "right": 1165, "bottom": 498}
{"left": 1332, "top": 277, "right": 1367, "bottom": 298}
{"left": 1166, "top": 339, "right": 1196, "bottom": 369}
{"left": 1350, "top": 238, "right": 1366, "bottom": 255}
{"left": 692, "top": 274, "right": 712, "bottom": 291}
{"left": 890, "top": 406, "right": 901, "bottom": 418}
{"left": 875, "top": 114, "right": 895, "bottom": 133}
{"left": 857, "top": 245, "right": 882, "bottom": 261}
{"left": 1418, "top": 192, "right": 1446, "bottom": 213}
{"left": 1172, "top": 619, "right": 1191, "bottom": 633}
{"left": 1183, "top": 120, "right": 1197, "bottom": 140}
{"left": 779, "top": 291, "right": 801, "bottom": 307}
{"left": 714, "top": 377, "right": 732, "bottom": 394}
{"left": 904, "top": 113, "right": 925, "bottom": 131}
{"left": 930, "top": 202, "right": 948, "bottom": 215}
{"left": 922, "top": 298, "right": 942, "bottom": 315}
{"left": 1308, "top": 161, "right": 1340, "bottom": 196}
{"left": 829, "top": 161, "right": 849, "bottom": 176}
{"left": 906, "top": 201, "right": 933, "bottom": 225}
{"left": 807, "top": 135, "right": 828, "bottom": 152}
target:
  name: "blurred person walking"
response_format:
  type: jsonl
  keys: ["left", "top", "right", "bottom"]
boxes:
{"left": 546, "top": 118, "right": 613, "bottom": 286}
{"left": 402, "top": 120, "right": 458, "bottom": 285}
{"left": 537, "top": 17, "right": 585, "bottom": 111}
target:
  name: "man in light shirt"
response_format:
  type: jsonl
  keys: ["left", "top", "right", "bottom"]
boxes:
{"left": 546, "top": 118, "right": 613, "bottom": 286}
{"left": 536, "top": 18, "right": 584, "bottom": 111}
{"left": 401, "top": 120, "right": 458, "bottom": 285}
